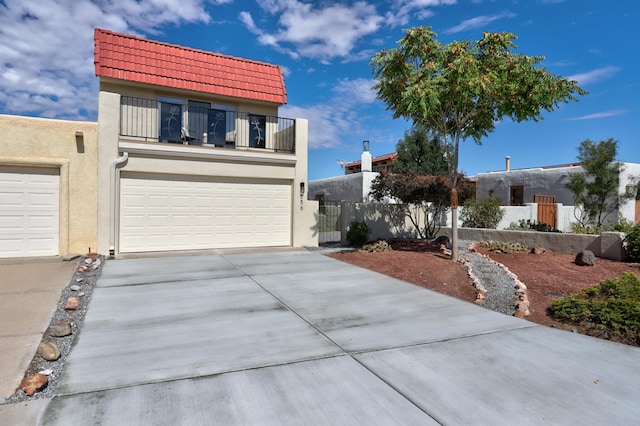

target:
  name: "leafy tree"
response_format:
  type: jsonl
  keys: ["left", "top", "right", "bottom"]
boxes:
{"left": 392, "top": 124, "right": 449, "bottom": 175}
{"left": 370, "top": 26, "right": 585, "bottom": 259}
{"left": 370, "top": 172, "right": 473, "bottom": 239}
{"left": 565, "top": 138, "right": 634, "bottom": 230}
{"left": 459, "top": 198, "right": 505, "bottom": 229}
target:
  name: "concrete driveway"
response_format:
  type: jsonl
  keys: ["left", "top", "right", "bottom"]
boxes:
{"left": 37, "top": 249, "right": 640, "bottom": 425}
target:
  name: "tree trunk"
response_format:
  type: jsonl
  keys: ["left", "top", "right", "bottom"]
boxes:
{"left": 451, "top": 207, "right": 458, "bottom": 261}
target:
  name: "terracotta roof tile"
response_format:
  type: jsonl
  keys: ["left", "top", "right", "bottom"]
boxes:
{"left": 94, "top": 28, "right": 287, "bottom": 105}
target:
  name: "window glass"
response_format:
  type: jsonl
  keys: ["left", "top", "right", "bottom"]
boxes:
{"left": 159, "top": 98, "right": 183, "bottom": 142}
{"left": 249, "top": 114, "right": 266, "bottom": 148}
{"left": 187, "top": 100, "right": 210, "bottom": 145}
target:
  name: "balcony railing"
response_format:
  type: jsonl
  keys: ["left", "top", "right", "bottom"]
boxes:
{"left": 119, "top": 96, "right": 296, "bottom": 153}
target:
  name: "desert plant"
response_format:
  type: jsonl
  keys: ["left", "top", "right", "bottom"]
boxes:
{"left": 507, "top": 219, "right": 561, "bottom": 233}
{"left": 346, "top": 221, "right": 370, "bottom": 246}
{"left": 360, "top": 240, "right": 393, "bottom": 253}
{"left": 623, "top": 224, "right": 640, "bottom": 262}
{"left": 548, "top": 272, "right": 640, "bottom": 345}
{"left": 479, "top": 240, "right": 527, "bottom": 254}
{"left": 460, "top": 198, "right": 505, "bottom": 229}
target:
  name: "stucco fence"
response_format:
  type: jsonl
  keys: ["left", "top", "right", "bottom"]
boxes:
{"left": 340, "top": 201, "right": 626, "bottom": 261}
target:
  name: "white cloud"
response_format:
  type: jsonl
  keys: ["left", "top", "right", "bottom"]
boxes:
{"left": 444, "top": 11, "right": 516, "bottom": 34}
{"left": 0, "top": 0, "right": 212, "bottom": 119}
{"left": 385, "top": 0, "right": 456, "bottom": 27}
{"left": 568, "top": 66, "right": 620, "bottom": 86}
{"left": 567, "top": 109, "right": 628, "bottom": 121}
{"left": 281, "top": 78, "right": 379, "bottom": 149}
{"left": 241, "top": 1, "right": 383, "bottom": 62}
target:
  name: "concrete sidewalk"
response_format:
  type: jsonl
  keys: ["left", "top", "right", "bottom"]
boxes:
{"left": 0, "top": 258, "right": 78, "bottom": 425}
{"left": 8, "top": 250, "right": 640, "bottom": 424}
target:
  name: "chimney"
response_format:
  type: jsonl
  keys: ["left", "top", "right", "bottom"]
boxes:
{"left": 505, "top": 156, "right": 511, "bottom": 171}
{"left": 361, "top": 140, "right": 372, "bottom": 172}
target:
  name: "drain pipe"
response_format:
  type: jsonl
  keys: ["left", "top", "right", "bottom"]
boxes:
{"left": 109, "top": 152, "right": 128, "bottom": 256}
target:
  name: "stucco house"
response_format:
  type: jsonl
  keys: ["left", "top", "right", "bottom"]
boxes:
{"left": 474, "top": 157, "right": 640, "bottom": 228}
{"left": 309, "top": 143, "right": 397, "bottom": 203}
{"left": 0, "top": 29, "right": 317, "bottom": 259}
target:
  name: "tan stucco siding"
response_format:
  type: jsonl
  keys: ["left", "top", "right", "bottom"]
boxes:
{"left": 0, "top": 114, "right": 98, "bottom": 255}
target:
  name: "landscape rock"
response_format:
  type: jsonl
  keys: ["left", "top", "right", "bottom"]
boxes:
{"left": 64, "top": 297, "right": 81, "bottom": 310}
{"left": 20, "top": 374, "right": 48, "bottom": 396}
{"left": 531, "top": 247, "right": 546, "bottom": 254}
{"left": 38, "top": 341, "right": 61, "bottom": 361}
{"left": 575, "top": 250, "right": 596, "bottom": 266}
{"left": 48, "top": 320, "right": 72, "bottom": 337}
{"left": 70, "top": 284, "right": 81, "bottom": 291}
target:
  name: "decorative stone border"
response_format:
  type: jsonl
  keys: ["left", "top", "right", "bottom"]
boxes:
{"left": 465, "top": 242, "right": 530, "bottom": 317}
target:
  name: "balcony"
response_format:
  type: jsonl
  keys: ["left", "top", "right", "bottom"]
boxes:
{"left": 119, "top": 96, "right": 296, "bottom": 154}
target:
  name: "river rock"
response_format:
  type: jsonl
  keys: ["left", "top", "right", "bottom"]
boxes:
{"left": 38, "top": 341, "right": 61, "bottom": 361}
{"left": 48, "top": 320, "right": 72, "bottom": 337}
{"left": 20, "top": 374, "right": 48, "bottom": 396}
{"left": 575, "top": 250, "right": 596, "bottom": 266}
{"left": 64, "top": 297, "right": 81, "bottom": 310}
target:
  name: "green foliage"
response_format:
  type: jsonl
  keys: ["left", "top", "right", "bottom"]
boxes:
{"left": 623, "top": 225, "right": 640, "bottom": 262}
{"left": 548, "top": 273, "right": 640, "bottom": 345}
{"left": 360, "top": 240, "right": 393, "bottom": 253}
{"left": 479, "top": 240, "right": 527, "bottom": 254}
{"left": 346, "top": 221, "right": 370, "bottom": 246}
{"left": 569, "top": 222, "right": 601, "bottom": 235}
{"left": 370, "top": 26, "right": 585, "bottom": 259}
{"left": 612, "top": 218, "right": 635, "bottom": 234}
{"left": 370, "top": 172, "right": 474, "bottom": 239}
{"left": 460, "top": 198, "right": 505, "bottom": 229}
{"left": 565, "top": 139, "right": 632, "bottom": 229}
{"left": 507, "top": 219, "right": 561, "bottom": 233}
{"left": 392, "top": 125, "right": 449, "bottom": 176}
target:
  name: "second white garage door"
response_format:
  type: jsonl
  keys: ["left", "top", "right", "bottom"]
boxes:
{"left": 119, "top": 174, "right": 292, "bottom": 253}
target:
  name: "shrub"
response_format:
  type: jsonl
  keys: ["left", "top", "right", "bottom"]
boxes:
{"left": 548, "top": 272, "right": 640, "bottom": 346}
{"left": 346, "top": 221, "right": 370, "bottom": 246}
{"left": 479, "top": 240, "right": 527, "bottom": 254}
{"left": 360, "top": 240, "right": 392, "bottom": 253}
{"left": 460, "top": 198, "right": 505, "bottom": 229}
{"left": 612, "top": 218, "right": 635, "bottom": 234}
{"left": 507, "top": 219, "right": 561, "bottom": 233}
{"left": 623, "top": 224, "right": 640, "bottom": 262}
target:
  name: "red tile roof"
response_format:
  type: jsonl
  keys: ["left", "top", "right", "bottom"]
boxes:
{"left": 346, "top": 152, "right": 398, "bottom": 168}
{"left": 94, "top": 28, "right": 287, "bottom": 104}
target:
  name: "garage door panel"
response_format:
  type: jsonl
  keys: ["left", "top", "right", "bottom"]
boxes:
{"left": 0, "top": 168, "right": 59, "bottom": 258}
{"left": 120, "top": 175, "right": 291, "bottom": 253}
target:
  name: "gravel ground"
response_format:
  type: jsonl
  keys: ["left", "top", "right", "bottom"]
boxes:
{"left": 457, "top": 240, "right": 519, "bottom": 315}
{"left": 4, "top": 255, "right": 105, "bottom": 404}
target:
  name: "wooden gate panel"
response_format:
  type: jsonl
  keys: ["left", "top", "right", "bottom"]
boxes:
{"left": 534, "top": 194, "right": 557, "bottom": 228}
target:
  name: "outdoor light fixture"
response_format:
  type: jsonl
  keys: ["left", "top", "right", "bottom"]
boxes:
{"left": 75, "top": 130, "right": 83, "bottom": 137}
{"left": 363, "top": 140, "right": 370, "bottom": 152}
{"left": 300, "top": 182, "right": 305, "bottom": 196}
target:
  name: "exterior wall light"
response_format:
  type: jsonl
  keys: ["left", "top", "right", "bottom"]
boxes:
{"left": 75, "top": 130, "right": 84, "bottom": 137}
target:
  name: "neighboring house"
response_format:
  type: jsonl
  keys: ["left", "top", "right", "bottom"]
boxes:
{"left": 345, "top": 152, "right": 397, "bottom": 174}
{"left": 94, "top": 29, "right": 316, "bottom": 255}
{"left": 474, "top": 158, "right": 640, "bottom": 227}
{"left": 0, "top": 29, "right": 317, "bottom": 259}
{"left": 309, "top": 144, "right": 394, "bottom": 203}
{"left": 0, "top": 115, "right": 98, "bottom": 258}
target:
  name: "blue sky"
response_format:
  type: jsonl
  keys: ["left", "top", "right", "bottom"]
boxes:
{"left": 0, "top": 0, "right": 638, "bottom": 180}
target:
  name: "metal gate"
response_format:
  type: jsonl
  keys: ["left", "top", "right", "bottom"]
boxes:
{"left": 534, "top": 194, "right": 557, "bottom": 228}
{"left": 318, "top": 201, "right": 341, "bottom": 244}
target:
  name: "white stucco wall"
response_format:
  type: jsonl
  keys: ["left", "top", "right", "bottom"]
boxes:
{"left": 308, "top": 172, "right": 378, "bottom": 202}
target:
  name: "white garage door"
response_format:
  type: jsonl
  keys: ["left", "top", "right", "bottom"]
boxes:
{"left": 120, "top": 174, "right": 292, "bottom": 253}
{"left": 0, "top": 166, "right": 59, "bottom": 258}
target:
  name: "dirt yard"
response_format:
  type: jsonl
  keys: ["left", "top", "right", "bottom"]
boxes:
{"left": 327, "top": 240, "right": 640, "bottom": 334}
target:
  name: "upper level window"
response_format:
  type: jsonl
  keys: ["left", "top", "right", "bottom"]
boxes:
{"left": 249, "top": 114, "right": 266, "bottom": 148}
{"left": 187, "top": 100, "right": 210, "bottom": 145}
{"left": 159, "top": 97, "right": 183, "bottom": 143}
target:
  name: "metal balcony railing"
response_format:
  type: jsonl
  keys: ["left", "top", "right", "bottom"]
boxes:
{"left": 119, "top": 96, "right": 296, "bottom": 153}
